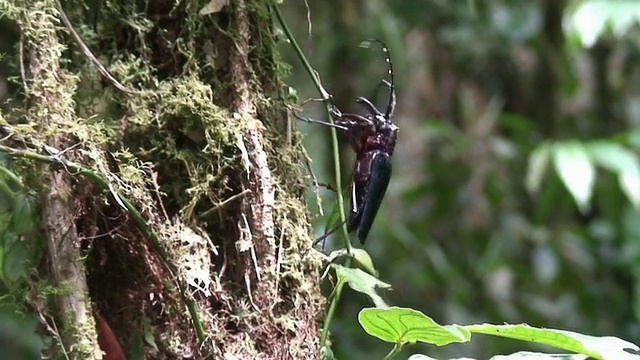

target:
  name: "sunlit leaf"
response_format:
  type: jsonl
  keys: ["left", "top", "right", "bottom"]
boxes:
{"left": 570, "top": 0, "right": 640, "bottom": 47}
{"left": 491, "top": 353, "right": 587, "bottom": 360}
{"left": 408, "top": 353, "right": 587, "bottom": 360}
{"left": 11, "top": 195, "right": 33, "bottom": 235}
{"left": 351, "top": 248, "right": 378, "bottom": 276}
{"left": 320, "top": 346, "right": 335, "bottom": 360}
{"left": 552, "top": 141, "right": 595, "bottom": 212}
{"left": 323, "top": 201, "right": 343, "bottom": 236}
{"left": 0, "top": 177, "right": 16, "bottom": 214}
{"left": 358, "top": 307, "right": 470, "bottom": 345}
{"left": 407, "top": 355, "right": 441, "bottom": 360}
{"left": 142, "top": 316, "right": 158, "bottom": 351}
{"left": 128, "top": 332, "right": 145, "bottom": 360}
{"left": 332, "top": 264, "right": 390, "bottom": 308}
{"left": 587, "top": 141, "right": 640, "bottom": 209}
{"left": 0, "top": 212, "right": 11, "bottom": 236}
{"left": 199, "top": 0, "right": 227, "bottom": 15}
{"left": 2, "top": 232, "right": 29, "bottom": 288}
{"left": 465, "top": 323, "right": 640, "bottom": 360}
{"left": 526, "top": 141, "right": 552, "bottom": 194}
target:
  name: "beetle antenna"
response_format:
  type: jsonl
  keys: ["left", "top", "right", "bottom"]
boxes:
{"left": 362, "top": 39, "right": 396, "bottom": 119}
{"left": 380, "top": 80, "right": 396, "bottom": 118}
{"left": 356, "top": 97, "right": 383, "bottom": 117}
{"left": 380, "top": 43, "right": 395, "bottom": 118}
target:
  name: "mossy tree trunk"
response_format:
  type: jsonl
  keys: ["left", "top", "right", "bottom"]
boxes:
{"left": 0, "top": 0, "right": 323, "bottom": 359}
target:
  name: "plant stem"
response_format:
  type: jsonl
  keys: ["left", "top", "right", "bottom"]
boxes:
{"left": 319, "top": 278, "right": 345, "bottom": 348}
{"left": 0, "top": 143, "right": 206, "bottom": 342}
{"left": 272, "top": 4, "right": 356, "bottom": 356}
{"left": 271, "top": 2, "right": 351, "bottom": 253}
{"left": 382, "top": 342, "right": 404, "bottom": 360}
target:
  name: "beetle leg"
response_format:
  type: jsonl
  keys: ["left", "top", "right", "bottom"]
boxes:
{"left": 292, "top": 109, "right": 349, "bottom": 131}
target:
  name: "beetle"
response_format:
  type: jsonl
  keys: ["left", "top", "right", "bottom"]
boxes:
{"left": 298, "top": 39, "right": 398, "bottom": 244}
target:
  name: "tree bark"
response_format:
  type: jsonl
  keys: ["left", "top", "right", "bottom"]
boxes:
{"left": 19, "top": 1, "right": 101, "bottom": 359}
{"left": 1, "top": 0, "right": 324, "bottom": 359}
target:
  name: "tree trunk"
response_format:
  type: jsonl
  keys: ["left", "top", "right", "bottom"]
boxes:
{"left": 0, "top": 0, "right": 323, "bottom": 359}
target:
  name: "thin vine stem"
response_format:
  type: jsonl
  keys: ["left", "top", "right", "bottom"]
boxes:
{"left": 272, "top": 3, "right": 356, "bottom": 354}
{"left": 272, "top": 3, "right": 352, "bottom": 253}
{"left": 382, "top": 342, "right": 404, "bottom": 360}
{"left": 0, "top": 143, "right": 206, "bottom": 342}
{"left": 319, "top": 278, "right": 345, "bottom": 348}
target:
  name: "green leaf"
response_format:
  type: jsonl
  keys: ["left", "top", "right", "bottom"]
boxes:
{"left": 0, "top": 166, "right": 23, "bottom": 192}
{"left": 587, "top": 141, "right": 640, "bottom": 209}
{"left": 491, "top": 353, "right": 588, "bottom": 359}
{"left": 142, "top": 316, "right": 159, "bottom": 351}
{"left": 320, "top": 346, "right": 335, "bottom": 360}
{"left": 552, "top": 141, "right": 595, "bottom": 212}
{"left": 465, "top": 323, "right": 640, "bottom": 360}
{"left": 570, "top": 0, "right": 640, "bottom": 47}
{"left": 128, "top": 332, "right": 145, "bottom": 360}
{"left": 0, "top": 177, "right": 16, "bottom": 214}
{"left": 1, "top": 232, "right": 29, "bottom": 288}
{"left": 358, "top": 307, "right": 471, "bottom": 345}
{"left": 332, "top": 264, "right": 391, "bottom": 308}
{"left": 0, "top": 212, "right": 12, "bottom": 236}
{"left": 408, "top": 353, "right": 588, "bottom": 360}
{"left": 11, "top": 195, "right": 33, "bottom": 235}
{"left": 526, "top": 141, "right": 552, "bottom": 194}
{"left": 407, "top": 355, "right": 442, "bottom": 360}
{"left": 323, "top": 199, "right": 343, "bottom": 235}
{"left": 351, "top": 248, "right": 378, "bottom": 276}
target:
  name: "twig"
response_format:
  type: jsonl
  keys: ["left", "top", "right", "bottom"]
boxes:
{"left": 0, "top": 143, "right": 205, "bottom": 342}
{"left": 54, "top": 0, "right": 134, "bottom": 95}
{"left": 302, "top": 148, "right": 324, "bottom": 217}
{"left": 200, "top": 189, "right": 251, "bottom": 218}
{"left": 272, "top": 3, "right": 354, "bottom": 355}
{"left": 382, "top": 342, "right": 403, "bottom": 360}
{"left": 272, "top": 3, "right": 351, "bottom": 253}
{"left": 319, "top": 279, "right": 345, "bottom": 350}
{"left": 19, "top": 33, "right": 28, "bottom": 95}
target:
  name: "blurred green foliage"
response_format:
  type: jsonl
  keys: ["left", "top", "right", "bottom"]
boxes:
{"left": 0, "top": 157, "right": 44, "bottom": 359}
{"left": 282, "top": 0, "right": 640, "bottom": 358}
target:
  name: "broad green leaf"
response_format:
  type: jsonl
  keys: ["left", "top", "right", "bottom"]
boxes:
{"left": 326, "top": 248, "right": 349, "bottom": 263}
{"left": 142, "top": 316, "right": 158, "bottom": 351}
{"left": 626, "top": 130, "right": 640, "bottom": 150}
{"left": 408, "top": 354, "right": 476, "bottom": 360}
{"left": 407, "top": 355, "right": 439, "bottom": 360}
{"left": 325, "top": 248, "right": 377, "bottom": 275}
{"left": 359, "top": 307, "right": 470, "bottom": 345}
{"left": 320, "top": 346, "right": 335, "bottom": 360}
{"left": 0, "top": 178, "right": 16, "bottom": 214}
{"left": 570, "top": 1, "right": 640, "bottom": 47}
{"left": 0, "top": 166, "right": 23, "bottom": 189}
{"left": 0, "top": 212, "right": 11, "bottom": 236}
{"left": 332, "top": 264, "right": 390, "bottom": 308}
{"left": 587, "top": 141, "right": 640, "bottom": 209}
{"left": 199, "top": 0, "right": 227, "bottom": 15}
{"left": 2, "top": 232, "right": 29, "bottom": 288}
{"left": 465, "top": 323, "right": 640, "bottom": 360}
{"left": 492, "top": 353, "right": 588, "bottom": 359}
{"left": 128, "top": 333, "right": 145, "bottom": 360}
{"left": 351, "top": 248, "right": 377, "bottom": 276}
{"left": 526, "top": 141, "right": 552, "bottom": 194}
{"left": 409, "top": 353, "right": 588, "bottom": 360}
{"left": 552, "top": 141, "right": 595, "bottom": 212}
{"left": 323, "top": 199, "right": 344, "bottom": 235}
{"left": 11, "top": 196, "right": 33, "bottom": 235}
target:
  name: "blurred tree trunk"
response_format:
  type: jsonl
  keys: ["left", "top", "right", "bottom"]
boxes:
{"left": 536, "top": 0, "right": 567, "bottom": 137}
{"left": 1, "top": 0, "right": 323, "bottom": 359}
